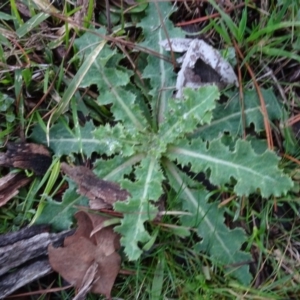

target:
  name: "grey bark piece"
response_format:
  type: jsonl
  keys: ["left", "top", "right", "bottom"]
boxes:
{"left": 0, "top": 224, "right": 49, "bottom": 247}
{"left": 0, "top": 172, "right": 31, "bottom": 208}
{"left": 0, "top": 227, "right": 74, "bottom": 298}
{"left": 0, "top": 230, "right": 73, "bottom": 276}
{"left": 1, "top": 232, "right": 53, "bottom": 276}
{"left": 0, "top": 259, "right": 52, "bottom": 299}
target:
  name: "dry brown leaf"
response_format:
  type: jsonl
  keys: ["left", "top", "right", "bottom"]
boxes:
{"left": 49, "top": 236, "right": 96, "bottom": 286}
{"left": 61, "top": 163, "right": 130, "bottom": 209}
{"left": 63, "top": 209, "right": 96, "bottom": 246}
{"left": 0, "top": 173, "right": 31, "bottom": 207}
{"left": 0, "top": 143, "right": 52, "bottom": 175}
{"left": 48, "top": 211, "right": 121, "bottom": 299}
{"left": 92, "top": 248, "right": 121, "bottom": 297}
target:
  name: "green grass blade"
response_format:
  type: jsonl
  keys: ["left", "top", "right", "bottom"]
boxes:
{"left": 246, "top": 21, "right": 300, "bottom": 42}
{"left": 151, "top": 258, "right": 165, "bottom": 299}
{"left": 16, "top": 13, "right": 50, "bottom": 37}
{"left": 258, "top": 46, "right": 300, "bottom": 63}
{"left": 49, "top": 39, "right": 107, "bottom": 125}
{"left": 9, "top": 0, "right": 23, "bottom": 27}
{"left": 208, "top": 0, "right": 239, "bottom": 40}
{"left": 30, "top": 157, "right": 61, "bottom": 225}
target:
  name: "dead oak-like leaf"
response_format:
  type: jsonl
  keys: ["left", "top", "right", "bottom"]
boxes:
{"left": 48, "top": 211, "right": 121, "bottom": 299}
{"left": 0, "top": 172, "right": 31, "bottom": 207}
{"left": 0, "top": 143, "right": 52, "bottom": 175}
{"left": 61, "top": 163, "right": 130, "bottom": 210}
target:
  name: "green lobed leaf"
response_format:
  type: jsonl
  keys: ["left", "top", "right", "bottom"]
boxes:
{"left": 163, "top": 159, "right": 252, "bottom": 284}
{"left": 93, "top": 123, "right": 140, "bottom": 156}
{"left": 30, "top": 120, "right": 104, "bottom": 158}
{"left": 88, "top": 58, "right": 146, "bottom": 130}
{"left": 114, "top": 157, "right": 164, "bottom": 260}
{"left": 74, "top": 29, "right": 147, "bottom": 130}
{"left": 85, "top": 61, "right": 146, "bottom": 129}
{"left": 93, "top": 123, "right": 171, "bottom": 161}
{"left": 35, "top": 179, "right": 88, "bottom": 230}
{"left": 81, "top": 65, "right": 128, "bottom": 89}
{"left": 193, "top": 88, "right": 283, "bottom": 140}
{"left": 138, "top": 2, "right": 185, "bottom": 123}
{"left": 159, "top": 86, "right": 220, "bottom": 143}
{"left": 74, "top": 27, "right": 110, "bottom": 58}
{"left": 94, "top": 153, "right": 146, "bottom": 182}
{"left": 167, "top": 138, "right": 293, "bottom": 198}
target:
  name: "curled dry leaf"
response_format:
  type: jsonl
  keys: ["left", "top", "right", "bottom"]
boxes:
{"left": 160, "top": 38, "right": 238, "bottom": 98}
{"left": 48, "top": 211, "right": 121, "bottom": 299}
{"left": 73, "top": 261, "right": 99, "bottom": 300}
{"left": 0, "top": 143, "right": 52, "bottom": 175}
{"left": 61, "top": 163, "right": 130, "bottom": 209}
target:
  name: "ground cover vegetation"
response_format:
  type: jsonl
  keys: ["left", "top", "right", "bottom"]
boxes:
{"left": 1, "top": 0, "right": 300, "bottom": 298}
